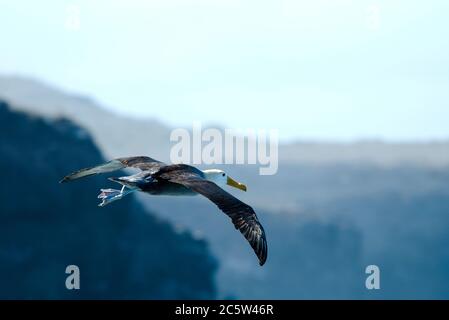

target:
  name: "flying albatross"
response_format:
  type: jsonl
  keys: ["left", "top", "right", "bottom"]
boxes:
{"left": 60, "top": 156, "right": 268, "bottom": 266}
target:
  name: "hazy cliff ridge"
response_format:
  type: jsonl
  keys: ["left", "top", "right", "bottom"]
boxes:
{"left": 1, "top": 75, "right": 448, "bottom": 168}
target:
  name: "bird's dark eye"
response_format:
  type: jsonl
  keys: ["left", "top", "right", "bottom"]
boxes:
{"left": 222, "top": 173, "right": 225, "bottom": 177}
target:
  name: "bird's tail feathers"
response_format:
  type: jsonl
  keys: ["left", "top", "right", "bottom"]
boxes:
{"left": 60, "top": 160, "right": 124, "bottom": 183}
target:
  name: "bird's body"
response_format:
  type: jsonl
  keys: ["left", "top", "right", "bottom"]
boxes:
{"left": 142, "top": 179, "right": 198, "bottom": 196}
{"left": 127, "top": 164, "right": 204, "bottom": 196}
{"left": 60, "top": 157, "right": 268, "bottom": 266}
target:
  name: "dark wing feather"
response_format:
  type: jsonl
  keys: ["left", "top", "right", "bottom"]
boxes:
{"left": 60, "top": 156, "right": 164, "bottom": 183}
{"left": 160, "top": 167, "right": 268, "bottom": 266}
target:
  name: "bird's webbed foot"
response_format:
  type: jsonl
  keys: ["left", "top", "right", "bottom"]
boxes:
{"left": 97, "top": 188, "right": 125, "bottom": 207}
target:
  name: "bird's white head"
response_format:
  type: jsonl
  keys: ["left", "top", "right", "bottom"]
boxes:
{"left": 202, "top": 169, "right": 247, "bottom": 192}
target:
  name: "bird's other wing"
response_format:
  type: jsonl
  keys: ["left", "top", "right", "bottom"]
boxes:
{"left": 159, "top": 167, "right": 268, "bottom": 266}
{"left": 60, "top": 156, "right": 165, "bottom": 183}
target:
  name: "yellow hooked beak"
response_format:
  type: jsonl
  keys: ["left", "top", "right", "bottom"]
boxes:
{"left": 227, "top": 176, "right": 247, "bottom": 192}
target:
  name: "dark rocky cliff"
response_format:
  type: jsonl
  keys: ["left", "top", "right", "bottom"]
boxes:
{"left": 0, "top": 100, "right": 217, "bottom": 299}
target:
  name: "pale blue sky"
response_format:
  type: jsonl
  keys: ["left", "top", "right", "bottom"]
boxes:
{"left": 1, "top": 0, "right": 448, "bottom": 141}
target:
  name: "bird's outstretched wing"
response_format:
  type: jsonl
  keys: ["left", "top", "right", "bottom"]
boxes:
{"left": 158, "top": 165, "right": 268, "bottom": 266}
{"left": 60, "top": 156, "right": 164, "bottom": 183}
